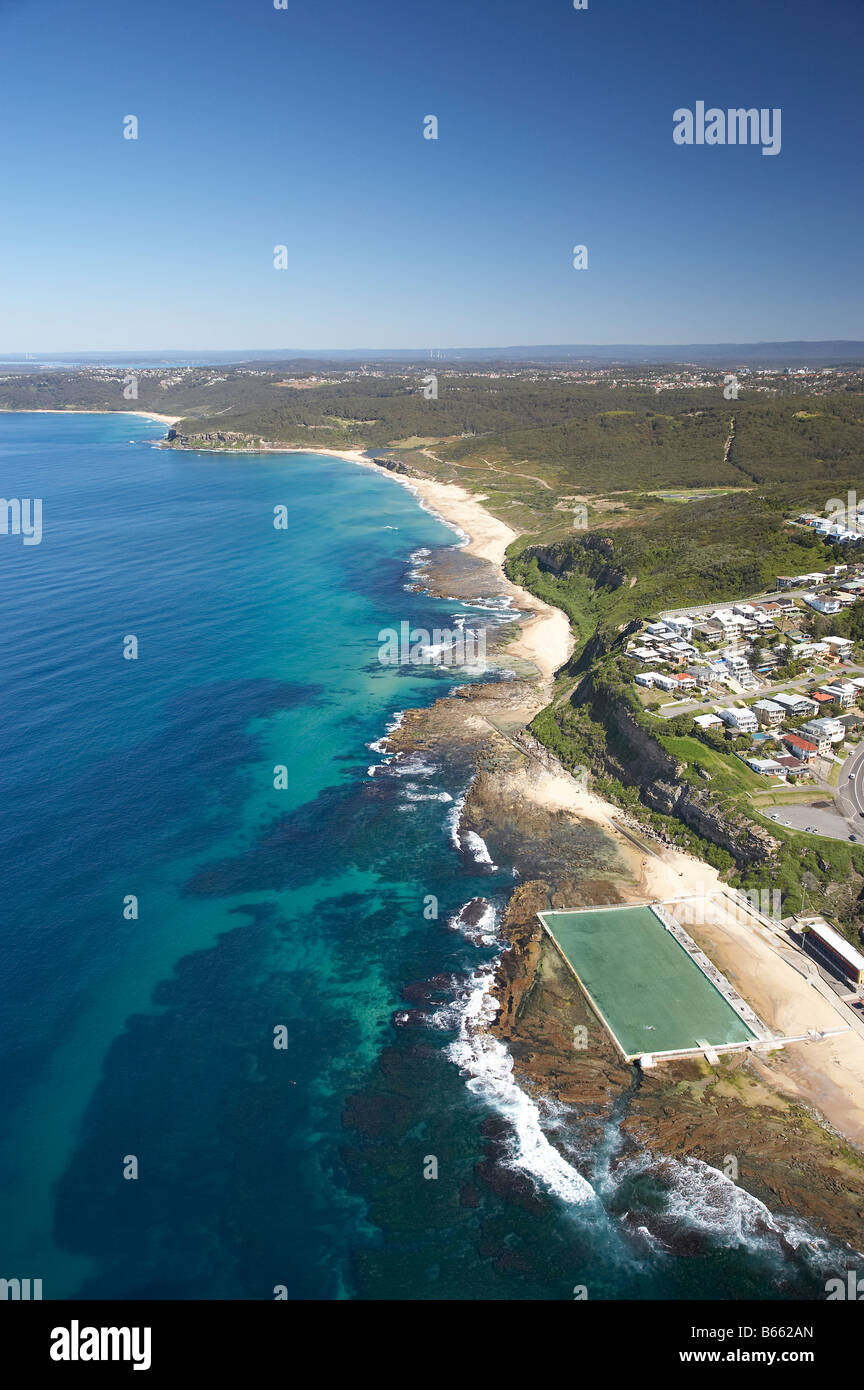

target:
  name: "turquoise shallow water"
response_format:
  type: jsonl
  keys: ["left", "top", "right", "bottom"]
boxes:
{"left": 0, "top": 414, "right": 839, "bottom": 1299}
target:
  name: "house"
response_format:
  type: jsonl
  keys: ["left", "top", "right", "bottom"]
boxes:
{"left": 782, "top": 733, "right": 819, "bottom": 762}
{"left": 718, "top": 706, "right": 758, "bottom": 734}
{"left": 634, "top": 672, "right": 655, "bottom": 688}
{"left": 794, "top": 727, "right": 832, "bottom": 756}
{"left": 775, "top": 576, "right": 799, "bottom": 589}
{"left": 744, "top": 757, "right": 786, "bottom": 777}
{"left": 801, "top": 717, "right": 846, "bottom": 745}
{"left": 753, "top": 699, "right": 785, "bottom": 727}
{"left": 665, "top": 616, "right": 694, "bottom": 638}
{"left": 775, "top": 753, "right": 812, "bottom": 776}
{"left": 723, "top": 654, "right": 752, "bottom": 680}
{"left": 693, "top": 620, "right": 725, "bottom": 645}
{"left": 802, "top": 592, "right": 842, "bottom": 615}
{"left": 770, "top": 692, "right": 819, "bottom": 716}
{"left": 824, "top": 635, "right": 854, "bottom": 653}
{"left": 816, "top": 682, "right": 857, "bottom": 708}
{"left": 694, "top": 713, "right": 722, "bottom": 730}
{"left": 787, "top": 640, "right": 820, "bottom": 661}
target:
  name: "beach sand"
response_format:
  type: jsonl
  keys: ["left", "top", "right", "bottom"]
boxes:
{"left": 0, "top": 408, "right": 182, "bottom": 425}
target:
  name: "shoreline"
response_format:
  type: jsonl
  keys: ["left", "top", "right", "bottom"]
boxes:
{"left": 0, "top": 408, "right": 182, "bottom": 425}
{"left": 345, "top": 443, "right": 864, "bottom": 1172}
{"left": 18, "top": 416, "right": 864, "bottom": 1160}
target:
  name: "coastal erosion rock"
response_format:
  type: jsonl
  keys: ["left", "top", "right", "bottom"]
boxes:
{"left": 605, "top": 699, "right": 780, "bottom": 867}
{"left": 490, "top": 881, "right": 634, "bottom": 1134}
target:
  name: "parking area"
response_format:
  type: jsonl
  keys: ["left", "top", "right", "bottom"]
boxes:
{"left": 764, "top": 800, "right": 859, "bottom": 842}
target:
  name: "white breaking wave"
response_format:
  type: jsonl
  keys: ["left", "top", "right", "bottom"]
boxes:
{"left": 620, "top": 1150, "right": 828, "bottom": 1256}
{"left": 447, "top": 898, "right": 500, "bottom": 947}
{"left": 388, "top": 753, "right": 438, "bottom": 777}
{"left": 462, "top": 829, "right": 497, "bottom": 869}
{"left": 447, "top": 789, "right": 469, "bottom": 851}
{"left": 447, "top": 791, "right": 497, "bottom": 866}
{"left": 368, "top": 710, "right": 406, "bottom": 754}
{"left": 446, "top": 968, "right": 597, "bottom": 1207}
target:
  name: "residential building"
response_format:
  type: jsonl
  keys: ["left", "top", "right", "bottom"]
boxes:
{"left": 753, "top": 699, "right": 785, "bottom": 727}
{"left": 802, "top": 592, "right": 842, "bottom": 615}
{"left": 782, "top": 733, "right": 819, "bottom": 762}
{"left": 718, "top": 706, "right": 758, "bottom": 734}
{"left": 817, "top": 682, "right": 857, "bottom": 708}
{"left": 771, "top": 692, "right": 819, "bottom": 716}
{"left": 801, "top": 718, "right": 845, "bottom": 745}
{"left": 744, "top": 757, "right": 786, "bottom": 777}
{"left": 794, "top": 727, "right": 832, "bottom": 756}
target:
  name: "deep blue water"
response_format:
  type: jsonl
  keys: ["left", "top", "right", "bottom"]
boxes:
{"left": 0, "top": 414, "right": 837, "bottom": 1299}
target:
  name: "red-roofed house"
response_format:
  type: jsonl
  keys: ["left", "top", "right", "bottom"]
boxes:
{"left": 782, "top": 734, "right": 819, "bottom": 762}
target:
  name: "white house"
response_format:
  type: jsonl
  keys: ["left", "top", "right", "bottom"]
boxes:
{"left": 802, "top": 592, "right": 842, "bottom": 615}
{"left": 719, "top": 706, "right": 758, "bottom": 733}
{"left": 801, "top": 718, "right": 845, "bottom": 745}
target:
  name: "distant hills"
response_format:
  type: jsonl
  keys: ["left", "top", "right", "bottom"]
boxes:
{"left": 2, "top": 341, "right": 864, "bottom": 370}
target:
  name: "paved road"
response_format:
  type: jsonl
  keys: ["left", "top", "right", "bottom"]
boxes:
{"left": 836, "top": 741, "right": 864, "bottom": 821}
{"left": 656, "top": 663, "right": 864, "bottom": 719}
{"left": 658, "top": 586, "right": 831, "bottom": 621}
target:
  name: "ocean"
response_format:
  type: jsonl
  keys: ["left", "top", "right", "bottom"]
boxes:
{"left": 0, "top": 413, "right": 836, "bottom": 1299}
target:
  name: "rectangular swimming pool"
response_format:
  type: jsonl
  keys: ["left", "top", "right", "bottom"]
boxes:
{"left": 538, "top": 904, "right": 756, "bottom": 1059}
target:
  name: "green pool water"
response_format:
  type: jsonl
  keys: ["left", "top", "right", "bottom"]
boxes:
{"left": 539, "top": 906, "right": 756, "bottom": 1058}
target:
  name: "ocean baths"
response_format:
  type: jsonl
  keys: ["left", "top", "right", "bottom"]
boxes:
{"left": 538, "top": 902, "right": 766, "bottom": 1063}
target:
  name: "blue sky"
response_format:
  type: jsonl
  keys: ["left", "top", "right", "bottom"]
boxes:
{"left": 0, "top": 0, "right": 861, "bottom": 350}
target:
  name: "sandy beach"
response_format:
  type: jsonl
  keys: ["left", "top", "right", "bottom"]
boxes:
{"left": 0, "top": 408, "right": 182, "bottom": 425}
{"left": 339, "top": 454, "right": 574, "bottom": 685}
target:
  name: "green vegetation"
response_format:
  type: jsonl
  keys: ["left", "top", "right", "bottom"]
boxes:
{"left": 4, "top": 362, "right": 864, "bottom": 936}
